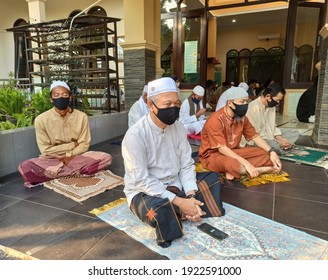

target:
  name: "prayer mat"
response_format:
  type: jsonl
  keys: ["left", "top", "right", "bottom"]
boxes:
{"left": 195, "top": 162, "right": 210, "bottom": 173}
{"left": 187, "top": 133, "right": 201, "bottom": 146}
{"left": 280, "top": 145, "right": 328, "bottom": 169}
{"left": 195, "top": 162, "right": 289, "bottom": 187}
{"left": 239, "top": 171, "right": 290, "bottom": 187}
{"left": 90, "top": 198, "right": 328, "bottom": 260}
{"left": 43, "top": 170, "right": 124, "bottom": 202}
{"left": 191, "top": 144, "right": 200, "bottom": 158}
{"left": 0, "top": 245, "right": 38, "bottom": 260}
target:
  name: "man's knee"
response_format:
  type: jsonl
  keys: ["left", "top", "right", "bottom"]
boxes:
{"left": 102, "top": 153, "right": 112, "bottom": 165}
{"left": 132, "top": 194, "right": 182, "bottom": 237}
{"left": 18, "top": 159, "right": 33, "bottom": 175}
{"left": 93, "top": 151, "right": 112, "bottom": 167}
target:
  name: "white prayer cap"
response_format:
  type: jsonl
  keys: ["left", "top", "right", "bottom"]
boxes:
{"left": 50, "top": 81, "right": 70, "bottom": 92}
{"left": 225, "top": 86, "right": 248, "bottom": 101}
{"left": 238, "top": 82, "right": 249, "bottom": 91}
{"left": 148, "top": 77, "right": 178, "bottom": 98}
{"left": 143, "top": 85, "right": 148, "bottom": 94}
{"left": 192, "top": 85, "right": 205, "bottom": 97}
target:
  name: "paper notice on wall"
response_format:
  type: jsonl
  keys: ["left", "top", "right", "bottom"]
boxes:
{"left": 184, "top": 41, "right": 198, "bottom": 73}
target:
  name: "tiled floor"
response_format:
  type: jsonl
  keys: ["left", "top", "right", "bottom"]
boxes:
{"left": 0, "top": 121, "right": 327, "bottom": 260}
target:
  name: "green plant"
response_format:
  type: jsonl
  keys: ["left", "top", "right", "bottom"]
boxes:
{"left": 6, "top": 71, "right": 17, "bottom": 89}
{"left": 12, "top": 111, "right": 34, "bottom": 128}
{"left": 0, "top": 86, "right": 27, "bottom": 116}
{"left": 29, "top": 88, "right": 53, "bottom": 116}
{"left": 0, "top": 120, "right": 16, "bottom": 130}
{"left": 80, "top": 95, "right": 92, "bottom": 116}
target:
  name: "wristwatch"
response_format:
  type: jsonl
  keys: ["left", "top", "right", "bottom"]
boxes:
{"left": 186, "top": 194, "right": 196, "bottom": 199}
{"left": 268, "top": 147, "right": 275, "bottom": 154}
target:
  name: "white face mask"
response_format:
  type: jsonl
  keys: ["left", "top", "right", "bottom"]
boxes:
{"left": 176, "top": 82, "right": 180, "bottom": 88}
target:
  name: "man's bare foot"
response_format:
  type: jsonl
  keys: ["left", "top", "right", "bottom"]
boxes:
{"left": 256, "top": 166, "right": 276, "bottom": 175}
{"left": 225, "top": 172, "right": 235, "bottom": 180}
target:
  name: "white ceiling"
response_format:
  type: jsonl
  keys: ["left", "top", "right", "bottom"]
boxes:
{"left": 216, "top": 8, "right": 288, "bottom": 29}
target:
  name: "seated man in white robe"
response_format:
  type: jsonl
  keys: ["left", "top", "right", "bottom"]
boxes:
{"left": 122, "top": 77, "right": 224, "bottom": 248}
{"left": 128, "top": 85, "right": 148, "bottom": 127}
{"left": 246, "top": 83, "right": 300, "bottom": 154}
{"left": 179, "top": 85, "right": 206, "bottom": 135}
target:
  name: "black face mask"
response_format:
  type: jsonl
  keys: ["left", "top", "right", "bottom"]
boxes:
{"left": 267, "top": 96, "right": 278, "bottom": 108}
{"left": 52, "top": 97, "right": 70, "bottom": 111}
{"left": 152, "top": 101, "right": 180, "bottom": 125}
{"left": 231, "top": 102, "right": 248, "bottom": 118}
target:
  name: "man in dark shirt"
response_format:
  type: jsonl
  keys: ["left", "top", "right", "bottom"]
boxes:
{"left": 296, "top": 76, "right": 318, "bottom": 123}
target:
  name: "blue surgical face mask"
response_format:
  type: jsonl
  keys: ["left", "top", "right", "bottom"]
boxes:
{"left": 152, "top": 101, "right": 180, "bottom": 125}
{"left": 192, "top": 97, "right": 201, "bottom": 104}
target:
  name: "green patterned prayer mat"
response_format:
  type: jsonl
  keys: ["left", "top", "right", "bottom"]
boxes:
{"left": 280, "top": 145, "right": 328, "bottom": 169}
{"left": 0, "top": 245, "right": 38, "bottom": 260}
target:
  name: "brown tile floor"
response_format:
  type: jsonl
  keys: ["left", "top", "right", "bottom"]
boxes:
{"left": 0, "top": 133, "right": 327, "bottom": 260}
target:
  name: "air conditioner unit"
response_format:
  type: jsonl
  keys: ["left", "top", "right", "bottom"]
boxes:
{"left": 257, "top": 33, "right": 280, "bottom": 40}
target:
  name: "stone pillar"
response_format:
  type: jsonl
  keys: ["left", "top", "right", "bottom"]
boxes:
{"left": 121, "top": 0, "right": 163, "bottom": 109}
{"left": 26, "top": 0, "right": 47, "bottom": 23}
{"left": 313, "top": 24, "right": 328, "bottom": 145}
{"left": 154, "top": 0, "right": 165, "bottom": 79}
{"left": 312, "top": 6, "right": 328, "bottom": 146}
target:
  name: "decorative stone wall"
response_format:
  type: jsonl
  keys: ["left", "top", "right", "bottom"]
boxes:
{"left": 312, "top": 29, "right": 328, "bottom": 146}
{"left": 123, "top": 48, "right": 156, "bottom": 109}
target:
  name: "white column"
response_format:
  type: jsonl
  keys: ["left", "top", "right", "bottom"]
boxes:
{"left": 154, "top": 0, "right": 164, "bottom": 78}
{"left": 26, "top": 0, "right": 47, "bottom": 23}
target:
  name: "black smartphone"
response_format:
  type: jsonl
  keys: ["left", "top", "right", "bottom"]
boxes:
{"left": 197, "top": 222, "right": 228, "bottom": 241}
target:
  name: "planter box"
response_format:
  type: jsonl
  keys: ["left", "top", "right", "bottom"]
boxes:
{"left": 0, "top": 112, "right": 128, "bottom": 178}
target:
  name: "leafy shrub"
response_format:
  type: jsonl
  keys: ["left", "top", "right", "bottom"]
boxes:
{"left": 0, "top": 86, "right": 27, "bottom": 116}
{"left": 29, "top": 88, "right": 53, "bottom": 116}
{"left": 0, "top": 86, "right": 49, "bottom": 131}
{"left": 0, "top": 120, "right": 16, "bottom": 130}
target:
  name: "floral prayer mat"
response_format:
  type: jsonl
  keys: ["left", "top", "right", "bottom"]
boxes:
{"left": 43, "top": 170, "right": 124, "bottom": 202}
{"left": 90, "top": 198, "right": 328, "bottom": 260}
{"left": 280, "top": 145, "right": 328, "bottom": 169}
{"left": 0, "top": 245, "right": 38, "bottom": 260}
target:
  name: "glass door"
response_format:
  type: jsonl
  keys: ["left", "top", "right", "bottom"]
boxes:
{"left": 284, "top": 0, "right": 326, "bottom": 88}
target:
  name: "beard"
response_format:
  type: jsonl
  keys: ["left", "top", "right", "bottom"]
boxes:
{"left": 234, "top": 115, "right": 243, "bottom": 123}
